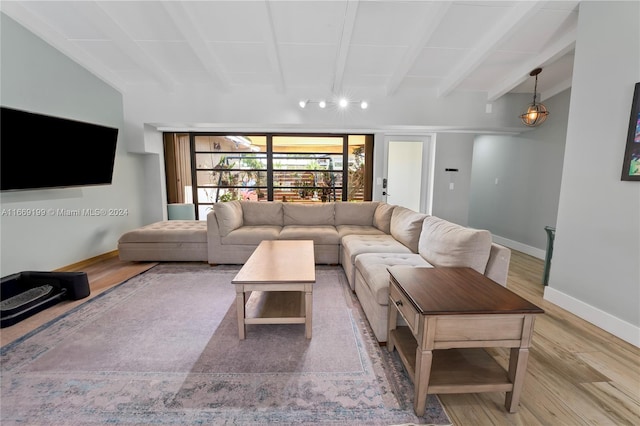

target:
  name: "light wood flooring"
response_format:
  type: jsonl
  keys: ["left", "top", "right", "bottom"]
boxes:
{"left": 1, "top": 251, "right": 638, "bottom": 425}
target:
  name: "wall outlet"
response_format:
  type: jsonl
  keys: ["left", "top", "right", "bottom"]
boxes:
{"left": 449, "top": 182, "right": 455, "bottom": 190}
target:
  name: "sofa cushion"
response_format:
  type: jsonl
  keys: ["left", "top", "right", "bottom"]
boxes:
{"left": 390, "top": 206, "right": 428, "bottom": 252}
{"left": 213, "top": 201, "right": 243, "bottom": 237}
{"left": 335, "top": 201, "right": 379, "bottom": 226}
{"left": 283, "top": 202, "right": 335, "bottom": 225}
{"left": 241, "top": 201, "right": 283, "bottom": 226}
{"left": 336, "top": 225, "right": 386, "bottom": 239}
{"left": 118, "top": 220, "right": 207, "bottom": 243}
{"left": 355, "top": 253, "right": 433, "bottom": 305}
{"left": 221, "top": 226, "right": 282, "bottom": 245}
{"left": 373, "top": 203, "right": 395, "bottom": 234}
{"left": 279, "top": 225, "right": 340, "bottom": 245}
{"left": 418, "top": 216, "right": 492, "bottom": 274}
{"left": 341, "top": 234, "right": 412, "bottom": 265}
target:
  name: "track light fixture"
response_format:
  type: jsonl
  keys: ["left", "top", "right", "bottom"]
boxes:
{"left": 520, "top": 68, "right": 549, "bottom": 127}
{"left": 297, "top": 98, "right": 369, "bottom": 110}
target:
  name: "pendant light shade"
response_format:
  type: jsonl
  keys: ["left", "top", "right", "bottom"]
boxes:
{"left": 520, "top": 68, "right": 549, "bottom": 127}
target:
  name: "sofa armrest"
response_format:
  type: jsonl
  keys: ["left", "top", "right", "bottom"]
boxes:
{"left": 485, "top": 242, "right": 511, "bottom": 286}
{"left": 207, "top": 210, "right": 223, "bottom": 264}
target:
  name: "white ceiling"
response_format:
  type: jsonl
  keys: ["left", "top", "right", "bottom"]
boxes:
{"left": 1, "top": 0, "right": 579, "bottom": 102}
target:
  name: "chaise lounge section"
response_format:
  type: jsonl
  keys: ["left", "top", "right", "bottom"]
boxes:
{"left": 118, "top": 220, "right": 208, "bottom": 262}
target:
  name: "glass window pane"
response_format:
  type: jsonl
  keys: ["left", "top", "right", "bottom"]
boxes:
{"left": 348, "top": 135, "right": 367, "bottom": 201}
{"left": 273, "top": 136, "right": 343, "bottom": 153}
{"left": 273, "top": 153, "right": 342, "bottom": 170}
{"left": 196, "top": 170, "right": 267, "bottom": 187}
{"left": 194, "top": 135, "right": 266, "bottom": 153}
{"left": 195, "top": 153, "right": 267, "bottom": 170}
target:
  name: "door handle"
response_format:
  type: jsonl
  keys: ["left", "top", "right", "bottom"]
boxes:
{"left": 383, "top": 191, "right": 390, "bottom": 196}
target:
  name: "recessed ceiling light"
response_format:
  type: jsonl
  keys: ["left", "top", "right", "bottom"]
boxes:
{"left": 299, "top": 100, "right": 307, "bottom": 108}
{"left": 360, "top": 101, "right": 368, "bottom": 109}
{"left": 319, "top": 100, "right": 326, "bottom": 108}
{"left": 339, "top": 98, "right": 348, "bottom": 108}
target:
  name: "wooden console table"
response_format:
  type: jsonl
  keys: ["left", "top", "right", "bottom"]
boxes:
{"left": 232, "top": 240, "right": 315, "bottom": 339}
{"left": 387, "top": 266, "right": 544, "bottom": 416}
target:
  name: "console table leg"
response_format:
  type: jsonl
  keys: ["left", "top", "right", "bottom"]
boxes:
{"left": 387, "top": 297, "right": 399, "bottom": 352}
{"left": 505, "top": 347, "right": 529, "bottom": 412}
{"left": 414, "top": 347, "right": 433, "bottom": 417}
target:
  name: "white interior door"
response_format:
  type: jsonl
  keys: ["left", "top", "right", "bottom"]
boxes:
{"left": 384, "top": 136, "right": 434, "bottom": 213}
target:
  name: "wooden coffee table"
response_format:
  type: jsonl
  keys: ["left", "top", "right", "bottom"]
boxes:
{"left": 387, "top": 266, "right": 544, "bottom": 416}
{"left": 231, "top": 240, "right": 315, "bottom": 339}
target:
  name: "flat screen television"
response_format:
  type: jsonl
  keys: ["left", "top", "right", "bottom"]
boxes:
{"left": 1, "top": 107, "right": 119, "bottom": 191}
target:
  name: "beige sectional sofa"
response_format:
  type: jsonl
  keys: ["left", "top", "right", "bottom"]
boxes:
{"left": 206, "top": 200, "right": 511, "bottom": 342}
{"left": 118, "top": 200, "right": 511, "bottom": 343}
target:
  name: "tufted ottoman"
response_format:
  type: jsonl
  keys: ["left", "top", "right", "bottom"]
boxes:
{"left": 118, "top": 220, "right": 207, "bottom": 262}
{"left": 353, "top": 252, "right": 432, "bottom": 342}
{"left": 340, "top": 234, "right": 412, "bottom": 290}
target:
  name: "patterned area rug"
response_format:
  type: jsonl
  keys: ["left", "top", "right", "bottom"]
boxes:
{"left": 1, "top": 264, "right": 451, "bottom": 425}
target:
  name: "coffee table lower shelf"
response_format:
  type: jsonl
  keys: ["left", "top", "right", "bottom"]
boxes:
{"left": 244, "top": 290, "right": 307, "bottom": 325}
{"left": 390, "top": 326, "right": 513, "bottom": 394}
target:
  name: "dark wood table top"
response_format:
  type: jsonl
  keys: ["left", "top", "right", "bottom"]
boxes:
{"left": 388, "top": 266, "right": 544, "bottom": 316}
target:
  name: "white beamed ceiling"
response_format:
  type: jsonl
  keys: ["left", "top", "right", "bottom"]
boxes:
{"left": 1, "top": 0, "right": 579, "bottom": 101}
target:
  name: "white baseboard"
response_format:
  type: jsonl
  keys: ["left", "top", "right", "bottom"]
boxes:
{"left": 492, "top": 235, "right": 546, "bottom": 260}
{"left": 544, "top": 286, "right": 640, "bottom": 347}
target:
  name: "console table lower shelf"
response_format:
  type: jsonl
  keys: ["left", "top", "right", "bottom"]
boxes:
{"left": 390, "top": 327, "right": 513, "bottom": 394}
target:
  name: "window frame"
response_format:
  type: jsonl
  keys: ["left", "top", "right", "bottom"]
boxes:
{"left": 164, "top": 132, "right": 372, "bottom": 219}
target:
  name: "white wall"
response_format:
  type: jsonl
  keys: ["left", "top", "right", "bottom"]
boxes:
{"left": 0, "top": 13, "right": 146, "bottom": 275}
{"left": 545, "top": 1, "right": 640, "bottom": 346}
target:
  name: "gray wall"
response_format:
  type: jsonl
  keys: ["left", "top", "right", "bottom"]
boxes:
{"left": 547, "top": 1, "right": 640, "bottom": 337}
{"left": 468, "top": 89, "right": 569, "bottom": 255}
{"left": 432, "top": 133, "right": 475, "bottom": 226}
{"left": 0, "top": 13, "right": 145, "bottom": 275}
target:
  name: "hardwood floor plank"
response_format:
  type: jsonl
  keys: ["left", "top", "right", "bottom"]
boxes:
{"left": 577, "top": 351, "right": 640, "bottom": 401}
{"left": 580, "top": 382, "right": 640, "bottom": 425}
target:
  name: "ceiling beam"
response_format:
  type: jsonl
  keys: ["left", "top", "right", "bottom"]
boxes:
{"left": 259, "top": 0, "right": 285, "bottom": 93}
{"left": 0, "top": 1, "right": 127, "bottom": 93}
{"left": 332, "top": 0, "right": 359, "bottom": 94}
{"left": 487, "top": 25, "right": 577, "bottom": 101}
{"left": 80, "top": 1, "right": 177, "bottom": 92}
{"left": 437, "top": 1, "right": 545, "bottom": 98}
{"left": 160, "top": 2, "right": 230, "bottom": 92}
{"left": 386, "top": 1, "right": 452, "bottom": 96}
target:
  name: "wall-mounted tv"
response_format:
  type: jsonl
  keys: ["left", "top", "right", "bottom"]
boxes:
{"left": 1, "top": 107, "right": 119, "bottom": 191}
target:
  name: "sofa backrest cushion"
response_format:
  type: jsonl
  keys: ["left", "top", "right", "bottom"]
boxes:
{"left": 390, "top": 206, "right": 428, "bottom": 252}
{"left": 213, "top": 200, "right": 243, "bottom": 237}
{"left": 418, "top": 216, "right": 492, "bottom": 274}
{"left": 241, "top": 201, "right": 283, "bottom": 226}
{"left": 373, "top": 203, "right": 395, "bottom": 234}
{"left": 335, "top": 201, "right": 379, "bottom": 226}
{"left": 283, "top": 202, "right": 335, "bottom": 226}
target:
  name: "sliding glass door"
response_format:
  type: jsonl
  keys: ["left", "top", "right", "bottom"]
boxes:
{"left": 163, "top": 133, "right": 373, "bottom": 219}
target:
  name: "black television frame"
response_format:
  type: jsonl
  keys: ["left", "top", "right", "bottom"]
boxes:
{"left": 0, "top": 106, "right": 119, "bottom": 191}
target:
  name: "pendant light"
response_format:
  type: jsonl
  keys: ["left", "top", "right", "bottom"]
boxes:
{"left": 520, "top": 68, "right": 549, "bottom": 127}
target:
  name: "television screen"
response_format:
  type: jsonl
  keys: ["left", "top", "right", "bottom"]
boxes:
{"left": 1, "top": 107, "right": 119, "bottom": 191}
